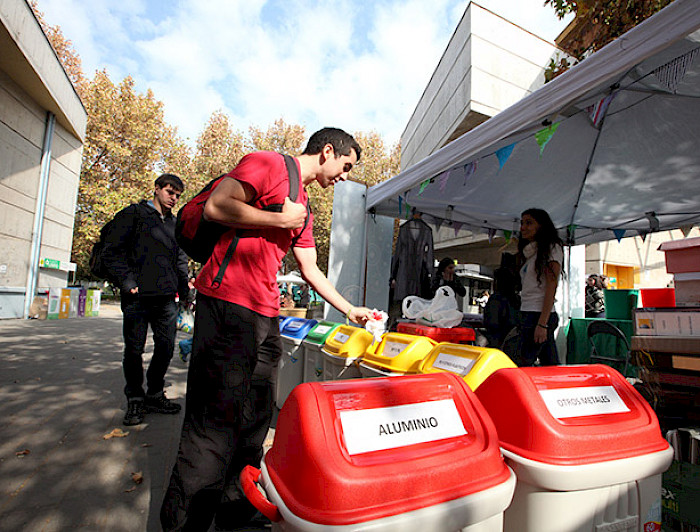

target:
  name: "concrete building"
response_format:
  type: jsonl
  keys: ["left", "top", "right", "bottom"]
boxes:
{"left": 0, "top": 0, "right": 87, "bottom": 318}
{"left": 400, "top": 1, "right": 697, "bottom": 293}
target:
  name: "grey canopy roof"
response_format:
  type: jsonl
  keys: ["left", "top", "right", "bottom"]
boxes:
{"left": 366, "top": 0, "right": 700, "bottom": 245}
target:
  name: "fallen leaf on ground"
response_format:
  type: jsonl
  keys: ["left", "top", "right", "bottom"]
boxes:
{"left": 103, "top": 428, "right": 129, "bottom": 440}
{"left": 131, "top": 471, "right": 143, "bottom": 484}
{"left": 15, "top": 449, "right": 30, "bottom": 457}
{"left": 141, "top": 443, "right": 152, "bottom": 448}
{"left": 124, "top": 486, "right": 136, "bottom": 493}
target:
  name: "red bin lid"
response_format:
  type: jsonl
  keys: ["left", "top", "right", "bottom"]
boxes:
{"left": 474, "top": 365, "right": 668, "bottom": 466}
{"left": 264, "top": 373, "right": 510, "bottom": 526}
{"left": 397, "top": 322, "right": 476, "bottom": 343}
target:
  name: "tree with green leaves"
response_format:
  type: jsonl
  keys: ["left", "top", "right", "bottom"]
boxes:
{"left": 544, "top": 0, "right": 674, "bottom": 80}
{"left": 72, "top": 71, "right": 191, "bottom": 278}
{"left": 33, "top": 2, "right": 401, "bottom": 280}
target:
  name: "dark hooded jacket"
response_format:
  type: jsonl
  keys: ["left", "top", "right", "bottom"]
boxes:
{"left": 102, "top": 200, "right": 189, "bottom": 300}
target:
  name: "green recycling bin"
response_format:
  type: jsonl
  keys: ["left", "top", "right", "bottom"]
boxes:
{"left": 302, "top": 321, "right": 341, "bottom": 383}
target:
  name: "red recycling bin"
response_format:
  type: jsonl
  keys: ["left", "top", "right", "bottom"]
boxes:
{"left": 475, "top": 365, "right": 673, "bottom": 532}
{"left": 397, "top": 322, "right": 476, "bottom": 344}
{"left": 242, "top": 373, "right": 515, "bottom": 531}
{"left": 640, "top": 288, "right": 675, "bottom": 308}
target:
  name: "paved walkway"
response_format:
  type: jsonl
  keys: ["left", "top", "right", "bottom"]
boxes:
{"left": 0, "top": 302, "right": 196, "bottom": 531}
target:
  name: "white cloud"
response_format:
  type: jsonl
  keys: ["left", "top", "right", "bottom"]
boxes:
{"left": 35, "top": 0, "right": 570, "bottom": 146}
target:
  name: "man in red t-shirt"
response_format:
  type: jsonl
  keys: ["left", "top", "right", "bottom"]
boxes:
{"left": 161, "top": 127, "right": 373, "bottom": 531}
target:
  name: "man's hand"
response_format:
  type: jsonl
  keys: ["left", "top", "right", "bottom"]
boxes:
{"left": 282, "top": 198, "right": 307, "bottom": 229}
{"left": 347, "top": 306, "right": 374, "bottom": 326}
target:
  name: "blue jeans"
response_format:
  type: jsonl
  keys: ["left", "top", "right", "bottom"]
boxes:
{"left": 517, "top": 310, "right": 560, "bottom": 366}
{"left": 121, "top": 294, "right": 178, "bottom": 398}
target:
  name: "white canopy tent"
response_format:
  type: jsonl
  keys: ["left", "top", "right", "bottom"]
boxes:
{"left": 366, "top": 0, "right": 700, "bottom": 245}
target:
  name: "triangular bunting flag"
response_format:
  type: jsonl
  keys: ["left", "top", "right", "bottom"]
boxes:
{"left": 434, "top": 218, "right": 444, "bottom": 232}
{"left": 613, "top": 229, "right": 626, "bottom": 242}
{"left": 680, "top": 224, "right": 694, "bottom": 237}
{"left": 419, "top": 179, "right": 430, "bottom": 195}
{"left": 438, "top": 171, "right": 450, "bottom": 192}
{"left": 503, "top": 230, "right": 512, "bottom": 241}
{"left": 463, "top": 161, "right": 477, "bottom": 185}
{"left": 586, "top": 94, "right": 615, "bottom": 128}
{"left": 488, "top": 228, "right": 496, "bottom": 244}
{"left": 453, "top": 221, "right": 463, "bottom": 236}
{"left": 535, "top": 122, "right": 560, "bottom": 155}
{"left": 637, "top": 230, "right": 648, "bottom": 242}
{"left": 653, "top": 48, "right": 700, "bottom": 93}
{"left": 495, "top": 144, "right": 515, "bottom": 171}
{"left": 398, "top": 196, "right": 403, "bottom": 216}
{"left": 405, "top": 201, "right": 411, "bottom": 219}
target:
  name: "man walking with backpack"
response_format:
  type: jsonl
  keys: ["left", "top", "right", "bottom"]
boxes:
{"left": 161, "top": 128, "right": 373, "bottom": 531}
{"left": 102, "top": 173, "right": 190, "bottom": 426}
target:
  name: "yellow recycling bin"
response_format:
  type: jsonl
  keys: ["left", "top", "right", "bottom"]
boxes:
{"left": 321, "top": 325, "right": 375, "bottom": 380}
{"left": 418, "top": 343, "right": 517, "bottom": 391}
{"left": 359, "top": 332, "right": 436, "bottom": 377}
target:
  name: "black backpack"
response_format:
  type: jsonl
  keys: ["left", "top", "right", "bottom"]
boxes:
{"left": 176, "top": 154, "right": 310, "bottom": 288}
{"left": 89, "top": 219, "right": 115, "bottom": 281}
{"left": 89, "top": 205, "right": 139, "bottom": 282}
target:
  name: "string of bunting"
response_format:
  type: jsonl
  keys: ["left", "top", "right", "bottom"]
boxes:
{"left": 399, "top": 47, "right": 700, "bottom": 217}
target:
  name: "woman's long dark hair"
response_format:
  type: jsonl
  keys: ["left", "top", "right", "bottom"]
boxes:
{"left": 436, "top": 257, "right": 455, "bottom": 278}
{"left": 517, "top": 208, "right": 564, "bottom": 285}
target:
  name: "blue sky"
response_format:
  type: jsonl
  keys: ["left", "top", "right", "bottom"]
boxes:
{"left": 36, "top": 0, "right": 571, "bottom": 146}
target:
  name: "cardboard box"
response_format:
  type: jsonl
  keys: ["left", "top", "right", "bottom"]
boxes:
{"left": 675, "top": 277, "right": 700, "bottom": 307}
{"left": 633, "top": 308, "right": 700, "bottom": 336}
{"left": 659, "top": 237, "right": 700, "bottom": 274}
{"left": 29, "top": 296, "right": 48, "bottom": 320}
{"left": 662, "top": 460, "right": 700, "bottom": 529}
{"left": 631, "top": 335, "right": 700, "bottom": 354}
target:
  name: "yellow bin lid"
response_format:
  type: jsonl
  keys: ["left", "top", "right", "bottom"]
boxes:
{"left": 361, "top": 332, "right": 436, "bottom": 374}
{"left": 322, "top": 325, "right": 374, "bottom": 360}
{"left": 417, "top": 343, "right": 517, "bottom": 391}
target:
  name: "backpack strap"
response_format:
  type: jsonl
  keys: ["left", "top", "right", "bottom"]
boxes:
{"left": 282, "top": 154, "right": 311, "bottom": 248}
{"left": 211, "top": 154, "right": 308, "bottom": 288}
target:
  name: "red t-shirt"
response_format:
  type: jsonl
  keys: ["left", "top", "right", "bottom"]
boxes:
{"left": 195, "top": 152, "right": 315, "bottom": 317}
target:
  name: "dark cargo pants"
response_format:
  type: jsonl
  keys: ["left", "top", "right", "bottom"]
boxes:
{"left": 160, "top": 294, "right": 281, "bottom": 532}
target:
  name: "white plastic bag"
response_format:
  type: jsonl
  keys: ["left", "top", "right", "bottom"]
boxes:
{"left": 402, "top": 286, "right": 463, "bottom": 328}
{"left": 176, "top": 305, "right": 194, "bottom": 334}
{"left": 364, "top": 309, "right": 389, "bottom": 343}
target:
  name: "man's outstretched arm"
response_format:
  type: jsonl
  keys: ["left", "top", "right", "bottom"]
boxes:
{"left": 294, "top": 246, "right": 373, "bottom": 325}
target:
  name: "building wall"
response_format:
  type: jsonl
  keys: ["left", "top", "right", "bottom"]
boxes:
{"left": 0, "top": 0, "right": 85, "bottom": 318}
{"left": 401, "top": 2, "right": 564, "bottom": 170}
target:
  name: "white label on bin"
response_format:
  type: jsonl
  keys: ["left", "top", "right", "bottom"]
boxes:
{"left": 383, "top": 341, "right": 408, "bottom": 358}
{"left": 339, "top": 399, "right": 467, "bottom": 455}
{"left": 432, "top": 353, "right": 476, "bottom": 376}
{"left": 315, "top": 325, "right": 332, "bottom": 335}
{"left": 333, "top": 332, "right": 349, "bottom": 343}
{"left": 539, "top": 386, "right": 630, "bottom": 419}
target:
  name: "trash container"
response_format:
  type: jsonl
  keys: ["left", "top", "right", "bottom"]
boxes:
{"left": 276, "top": 317, "right": 318, "bottom": 409}
{"left": 321, "top": 325, "right": 374, "bottom": 381}
{"left": 417, "top": 343, "right": 517, "bottom": 391}
{"left": 397, "top": 322, "right": 476, "bottom": 344}
{"left": 603, "top": 289, "right": 639, "bottom": 320}
{"left": 302, "top": 321, "right": 341, "bottom": 383}
{"left": 278, "top": 316, "right": 291, "bottom": 331}
{"left": 241, "top": 373, "right": 516, "bottom": 531}
{"left": 474, "top": 364, "right": 674, "bottom": 532}
{"left": 359, "top": 332, "right": 436, "bottom": 378}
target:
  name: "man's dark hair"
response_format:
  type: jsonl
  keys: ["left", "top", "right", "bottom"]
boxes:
{"left": 155, "top": 173, "right": 184, "bottom": 192}
{"left": 302, "top": 127, "right": 362, "bottom": 162}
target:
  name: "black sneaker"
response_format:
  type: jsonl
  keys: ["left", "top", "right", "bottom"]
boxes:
{"left": 123, "top": 398, "right": 145, "bottom": 426}
{"left": 145, "top": 391, "right": 181, "bottom": 414}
